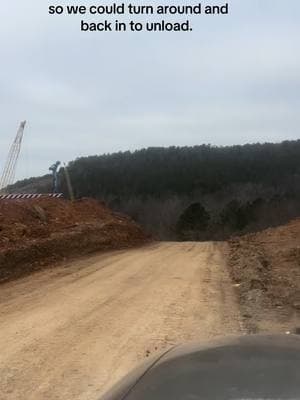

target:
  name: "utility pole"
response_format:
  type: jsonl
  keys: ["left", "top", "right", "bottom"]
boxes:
{"left": 63, "top": 163, "right": 75, "bottom": 201}
{"left": 49, "top": 161, "right": 61, "bottom": 194}
{"left": 0, "top": 121, "right": 26, "bottom": 193}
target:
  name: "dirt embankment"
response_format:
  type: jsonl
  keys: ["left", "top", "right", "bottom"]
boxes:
{"left": 0, "top": 198, "right": 148, "bottom": 282}
{"left": 228, "top": 219, "right": 300, "bottom": 333}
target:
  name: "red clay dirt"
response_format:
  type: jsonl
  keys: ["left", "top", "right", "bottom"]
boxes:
{"left": 228, "top": 218, "right": 300, "bottom": 333}
{"left": 0, "top": 198, "right": 148, "bottom": 282}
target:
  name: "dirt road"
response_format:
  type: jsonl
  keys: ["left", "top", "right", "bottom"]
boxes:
{"left": 0, "top": 242, "right": 242, "bottom": 400}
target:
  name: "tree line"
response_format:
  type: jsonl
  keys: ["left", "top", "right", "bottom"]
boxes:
{"left": 10, "top": 140, "right": 300, "bottom": 240}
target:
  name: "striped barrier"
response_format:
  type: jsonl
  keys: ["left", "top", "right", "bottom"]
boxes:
{"left": 0, "top": 193, "right": 63, "bottom": 200}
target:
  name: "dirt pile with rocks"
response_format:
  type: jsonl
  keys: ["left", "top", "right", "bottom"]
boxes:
{"left": 228, "top": 219, "right": 300, "bottom": 333}
{"left": 0, "top": 198, "right": 149, "bottom": 282}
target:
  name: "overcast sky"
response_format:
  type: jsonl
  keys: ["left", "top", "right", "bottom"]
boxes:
{"left": 0, "top": 0, "right": 299, "bottom": 181}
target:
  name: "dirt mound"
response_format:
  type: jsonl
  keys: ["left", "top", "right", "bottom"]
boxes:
{"left": 228, "top": 219, "right": 300, "bottom": 333}
{"left": 0, "top": 198, "right": 148, "bottom": 282}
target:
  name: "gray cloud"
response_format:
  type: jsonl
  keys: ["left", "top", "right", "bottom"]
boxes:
{"left": 0, "top": 0, "right": 299, "bottom": 180}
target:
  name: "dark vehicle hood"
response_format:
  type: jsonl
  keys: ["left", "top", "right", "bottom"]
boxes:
{"left": 101, "top": 334, "right": 300, "bottom": 400}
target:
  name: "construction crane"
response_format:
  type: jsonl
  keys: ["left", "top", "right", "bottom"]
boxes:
{"left": 0, "top": 121, "right": 26, "bottom": 193}
{"left": 49, "top": 161, "right": 75, "bottom": 200}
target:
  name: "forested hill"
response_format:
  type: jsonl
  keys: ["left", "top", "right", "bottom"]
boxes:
{"left": 10, "top": 140, "right": 300, "bottom": 240}
{"left": 65, "top": 141, "right": 300, "bottom": 197}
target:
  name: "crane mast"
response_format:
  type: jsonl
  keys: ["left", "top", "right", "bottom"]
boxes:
{"left": 0, "top": 121, "right": 26, "bottom": 193}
